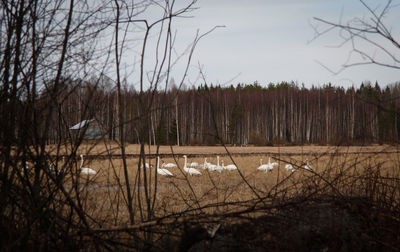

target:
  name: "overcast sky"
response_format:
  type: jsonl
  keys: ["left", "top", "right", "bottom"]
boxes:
{"left": 167, "top": 0, "right": 399, "bottom": 88}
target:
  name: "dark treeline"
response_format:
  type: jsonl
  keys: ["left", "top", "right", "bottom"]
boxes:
{"left": 42, "top": 78, "right": 400, "bottom": 146}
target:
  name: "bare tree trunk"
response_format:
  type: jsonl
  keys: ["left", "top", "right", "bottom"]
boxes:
{"left": 351, "top": 90, "right": 355, "bottom": 140}
{"left": 114, "top": 0, "right": 134, "bottom": 225}
{"left": 175, "top": 96, "right": 180, "bottom": 146}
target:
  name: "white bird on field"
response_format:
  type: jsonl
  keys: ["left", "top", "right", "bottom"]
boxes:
{"left": 209, "top": 156, "right": 223, "bottom": 172}
{"left": 222, "top": 160, "right": 238, "bottom": 171}
{"left": 203, "top": 158, "right": 216, "bottom": 170}
{"left": 216, "top": 156, "right": 223, "bottom": 172}
{"left": 190, "top": 161, "right": 199, "bottom": 168}
{"left": 304, "top": 161, "right": 312, "bottom": 171}
{"left": 162, "top": 160, "right": 177, "bottom": 168}
{"left": 257, "top": 158, "right": 274, "bottom": 172}
{"left": 157, "top": 157, "right": 174, "bottom": 177}
{"left": 183, "top": 155, "right": 202, "bottom": 176}
{"left": 285, "top": 163, "right": 296, "bottom": 172}
{"left": 80, "top": 154, "right": 97, "bottom": 175}
{"left": 270, "top": 158, "right": 279, "bottom": 168}
{"left": 257, "top": 159, "right": 269, "bottom": 171}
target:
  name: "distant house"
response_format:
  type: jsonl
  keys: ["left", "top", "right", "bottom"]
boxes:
{"left": 69, "top": 119, "right": 103, "bottom": 140}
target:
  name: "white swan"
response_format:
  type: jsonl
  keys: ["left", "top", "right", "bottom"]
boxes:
{"left": 208, "top": 156, "right": 223, "bottom": 172}
{"left": 257, "top": 158, "right": 273, "bottom": 171}
{"left": 80, "top": 154, "right": 97, "bottom": 175}
{"left": 204, "top": 158, "right": 216, "bottom": 170}
{"left": 285, "top": 163, "right": 296, "bottom": 172}
{"left": 257, "top": 159, "right": 269, "bottom": 171}
{"left": 162, "top": 160, "right": 177, "bottom": 168}
{"left": 183, "top": 155, "right": 202, "bottom": 176}
{"left": 190, "top": 161, "right": 199, "bottom": 168}
{"left": 304, "top": 161, "right": 312, "bottom": 171}
{"left": 157, "top": 157, "right": 174, "bottom": 177}
{"left": 267, "top": 158, "right": 277, "bottom": 171}
{"left": 270, "top": 158, "right": 279, "bottom": 168}
{"left": 216, "top": 156, "right": 223, "bottom": 172}
{"left": 222, "top": 160, "right": 238, "bottom": 171}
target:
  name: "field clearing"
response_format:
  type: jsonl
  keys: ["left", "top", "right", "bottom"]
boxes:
{"left": 52, "top": 144, "right": 400, "bottom": 226}
{"left": 15, "top": 144, "right": 400, "bottom": 249}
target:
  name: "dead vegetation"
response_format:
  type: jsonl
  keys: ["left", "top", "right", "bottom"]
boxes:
{"left": 16, "top": 144, "right": 397, "bottom": 251}
{"left": 3, "top": 141, "right": 400, "bottom": 251}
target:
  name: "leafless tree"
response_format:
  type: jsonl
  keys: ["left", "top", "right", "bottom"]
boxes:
{"left": 312, "top": 0, "right": 399, "bottom": 73}
{"left": 0, "top": 0, "right": 211, "bottom": 249}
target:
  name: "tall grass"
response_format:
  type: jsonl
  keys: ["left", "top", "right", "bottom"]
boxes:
{"left": 47, "top": 146, "right": 400, "bottom": 250}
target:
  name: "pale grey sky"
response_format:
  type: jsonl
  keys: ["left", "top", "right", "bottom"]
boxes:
{"left": 167, "top": 0, "right": 399, "bottom": 88}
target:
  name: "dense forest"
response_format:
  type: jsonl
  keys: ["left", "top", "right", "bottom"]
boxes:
{"left": 41, "top": 78, "right": 400, "bottom": 146}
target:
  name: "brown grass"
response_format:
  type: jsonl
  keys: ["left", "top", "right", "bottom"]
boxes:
{"left": 28, "top": 143, "right": 400, "bottom": 250}
{"left": 56, "top": 144, "right": 400, "bottom": 228}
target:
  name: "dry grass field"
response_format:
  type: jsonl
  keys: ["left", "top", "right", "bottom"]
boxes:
{"left": 51, "top": 143, "right": 400, "bottom": 229}
{"left": 12, "top": 143, "right": 400, "bottom": 250}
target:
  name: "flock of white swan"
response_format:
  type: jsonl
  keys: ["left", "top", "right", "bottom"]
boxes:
{"left": 146, "top": 155, "right": 312, "bottom": 177}
{"left": 23, "top": 154, "right": 313, "bottom": 178}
